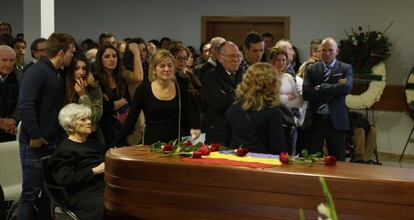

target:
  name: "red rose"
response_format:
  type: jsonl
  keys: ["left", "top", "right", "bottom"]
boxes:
{"left": 184, "top": 140, "right": 192, "bottom": 147}
{"left": 198, "top": 145, "right": 210, "bottom": 155}
{"left": 324, "top": 155, "right": 337, "bottom": 166}
{"left": 192, "top": 151, "right": 203, "bottom": 158}
{"left": 162, "top": 144, "right": 173, "bottom": 152}
{"left": 279, "top": 152, "right": 290, "bottom": 165}
{"left": 210, "top": 143, "right": 221, "bottom": 152}
{"left": 236, "top": 147, "right": 249, "bottom": 157}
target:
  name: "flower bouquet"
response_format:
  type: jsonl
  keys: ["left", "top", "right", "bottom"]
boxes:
{"left": 150, "top": 139, "right": 226, "bottom": 158}
{"left": 279, "top": 149, "right": 337, "bottom": 166}
{"left": 338, "top": 22, "right": 392, "bottom": 75}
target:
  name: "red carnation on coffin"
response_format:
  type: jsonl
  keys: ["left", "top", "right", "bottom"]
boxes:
{"left": 210, "top": 143, "right": 221, "bottom": 152}
{"left": 198, "top": 145, "right": 210, "bottom": 155}
{"left": 162, "top": 144, "right": 173, "bottom": 152}
{"left": 184, "top": 140, "right": 192, "bottom": 147}
{"left": 192, "top": 151, "right": 203, "bottom": 158}
{"left": 279, "top": 152, "right": 290, "bottom": 165}
{"left": 236, "top": 147, "right": 249, "bottom": 157}
{"left": 324, "top": 156, "right": 337, "bottom": 166}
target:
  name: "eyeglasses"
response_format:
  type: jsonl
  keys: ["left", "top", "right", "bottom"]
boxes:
{"left": 176, "top": 57, "right": 188, "bottom": 61}
{"left": 221, "top": 53, "right": 242, "bottom": 60}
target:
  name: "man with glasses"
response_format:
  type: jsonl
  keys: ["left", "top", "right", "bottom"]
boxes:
{"left": 23, "top": 38, "right": 47, "bottom": 72}
{"left": 202, "top": 41, "right": 243, "bottom": 144}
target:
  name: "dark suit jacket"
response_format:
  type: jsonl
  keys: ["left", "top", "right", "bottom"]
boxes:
{"left": 201, "top": 62, "right": 243, "bottom": 144}
{"left": 302, "top": 60, "right": 353, "bottom": 131}
{"left": 194, "top": 60, "right": 215, "bottom": 83}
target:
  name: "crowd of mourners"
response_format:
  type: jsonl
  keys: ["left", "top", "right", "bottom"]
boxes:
{"left": 0, "top": 21, "right": 378, "bottom": 219}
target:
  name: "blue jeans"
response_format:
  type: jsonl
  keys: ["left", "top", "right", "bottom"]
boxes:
{"left": 17, "top": 142, "right": 56, "bottom": 220}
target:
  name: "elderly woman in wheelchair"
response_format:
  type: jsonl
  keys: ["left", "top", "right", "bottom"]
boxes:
{"left": 47, "top": 103, "right": 108, "bottom": 219}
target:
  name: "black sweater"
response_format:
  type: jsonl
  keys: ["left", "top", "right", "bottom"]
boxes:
{"left": 18, "top": 57, "right": 65, "bottom": 145}
{"left": 50, "top": 138, "right": 106, "bottom": 199}
{"left": 113, "top": 81, "right": 198, "bottom": 146}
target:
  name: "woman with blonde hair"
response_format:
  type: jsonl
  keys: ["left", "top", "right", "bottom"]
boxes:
{"left": 225, "top": 63, "right": 286, "bottom": 154}
{"left": 113, "top": 50, "right": 200, "bottom": 146}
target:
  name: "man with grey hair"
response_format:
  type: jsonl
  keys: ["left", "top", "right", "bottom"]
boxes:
{"left": 0, "top": 45, "right": 20, "bottom": 142}
{"left": 195, "top": 36, "right": 226, "bottom": 82}
{"left": 202, "top": 41, "right": 243, "bottom": 144}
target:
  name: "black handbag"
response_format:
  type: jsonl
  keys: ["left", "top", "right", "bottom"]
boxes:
{"left": 279, "top": 104, "right": 296, "bottom": 128}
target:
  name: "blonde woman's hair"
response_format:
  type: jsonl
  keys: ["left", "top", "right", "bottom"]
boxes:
{"left": 148, "top": 49, "right": 175, "bottom": 82}
{"left": 236, "top": 62, "right": 280, "bottom": 111}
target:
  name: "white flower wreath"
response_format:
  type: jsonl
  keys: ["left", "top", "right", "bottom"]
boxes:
{"left": 346, "top": 62, "right": 386, "bottom": 109}
{"left": 406, "top": 74, "right": 414, "bottom": 105}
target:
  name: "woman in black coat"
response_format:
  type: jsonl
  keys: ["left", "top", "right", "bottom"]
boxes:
{"left": 226, "top": 63, "right": 287, "bottom": 154}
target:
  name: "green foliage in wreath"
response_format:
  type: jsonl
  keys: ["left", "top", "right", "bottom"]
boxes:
{"left": 338, "top": 22, "right": 392, "bottom": 74}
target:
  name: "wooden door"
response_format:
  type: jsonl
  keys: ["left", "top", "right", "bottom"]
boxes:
{"left": 201, "top": 16, "right": 290, "bottom": 48}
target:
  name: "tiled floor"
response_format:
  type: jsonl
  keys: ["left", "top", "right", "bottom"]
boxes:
{"left": 377, "top": 152, "right": 414, "bottom": 168}
{"left": 350, "top": 110, "right": 414, "bottom": 169}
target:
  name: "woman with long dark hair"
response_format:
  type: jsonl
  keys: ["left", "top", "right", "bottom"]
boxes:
{"left": 65, "top": 53, "right": 104, "bottom": 144}
{"left": 95, "top": 44, "right": 131, "bottom": 145}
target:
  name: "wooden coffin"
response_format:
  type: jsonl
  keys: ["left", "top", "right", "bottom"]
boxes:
{"left": 104, "top": 146, "right": 414, "bottom": 220}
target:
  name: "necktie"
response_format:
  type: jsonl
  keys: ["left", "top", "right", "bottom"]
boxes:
{"left": 323, "top": 65, "right": 331, "bottom": 82}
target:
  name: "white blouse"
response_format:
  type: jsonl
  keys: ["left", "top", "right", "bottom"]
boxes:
{"left": 279, "top": 73, "right": 303, "bottom": 109}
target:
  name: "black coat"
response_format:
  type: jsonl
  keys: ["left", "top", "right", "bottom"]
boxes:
{"left": 225, "top": 102, "right": 286, "bottom": 154}
{"left": 201, "top": 61, "right": 243, "bottom": 144}
{"left": 49, "top": 138, "right": 107, "bottom": 220}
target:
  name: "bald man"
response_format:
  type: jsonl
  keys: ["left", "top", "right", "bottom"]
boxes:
{"left": 0, "top": 45, "right": 20, "bottom": 142}
{"left": 302, "top": 37, "right": 353, "bottom": 161}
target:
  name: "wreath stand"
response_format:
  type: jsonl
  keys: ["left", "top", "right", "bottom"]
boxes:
{"left": 399, "top": 67, "right": 414, "bottom": 162}
{"left": 346, "top": 63, "right": 386, "bottom": 164}
{"left": 346, "top": 62, "right": 387, "bottom": 125}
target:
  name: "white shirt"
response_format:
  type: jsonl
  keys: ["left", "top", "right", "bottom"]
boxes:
{"left": 279, "top": 73, "right": 303, "bottom": 108}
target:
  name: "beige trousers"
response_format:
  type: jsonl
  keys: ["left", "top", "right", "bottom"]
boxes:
{"left": 352, "top": 127, "right": 377, "bottom": 161}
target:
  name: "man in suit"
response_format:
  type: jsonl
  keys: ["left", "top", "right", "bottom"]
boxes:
{"left": 195, "top": 36, "right": 225, "bottom": 82}
{"left": 202, "top": 41, "right": 243, "bottom": 144}
{"left": 0, "top": 45, "right": 20, "bottom": 142}
{"left": 302, "top": 37, "right": 353, "bottom": 161}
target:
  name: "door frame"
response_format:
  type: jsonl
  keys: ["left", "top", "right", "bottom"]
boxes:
{"left": 201, "top": 16, "right": 290, "bottom": 42}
